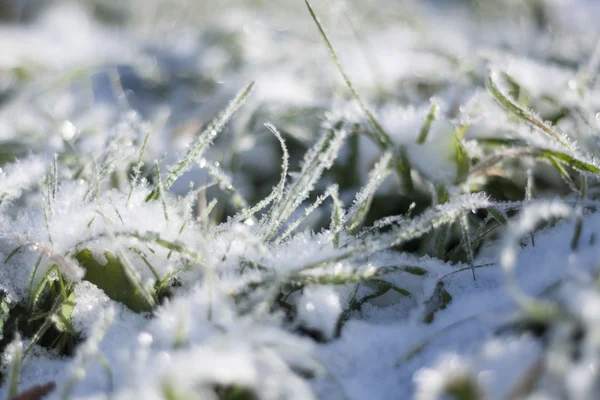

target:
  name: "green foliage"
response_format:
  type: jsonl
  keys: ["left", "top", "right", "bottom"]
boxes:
{"left": 147, "top": 81, "right": 255, "bottom": 201}
{"left": 215, "top": 385, "right": 258, "bottom": 400}
{"left": 304, "top": 0, "right": 413, "bottom": 190}
{"left": 487, "top": 72, "right": 568, "bottom": 147}
{"left": 75, "top": 249, "right": 155, "bottom": 313}
{"left": 445, "top": 376, "right": 483, "bottom": 400}
{"left": 3, "top": 2, "right": 600, "bottom": 399}
{"left": 53, "top": 292, "right": 76, "bottom": 334}
{"left": 423, "top": 282, "right": 453, "bottom": 324}
{"left": 6, "top": 335, "right": 22, "bottom": 399}
{"left": 0, "top": 297, "right": 9, "bottom": 343}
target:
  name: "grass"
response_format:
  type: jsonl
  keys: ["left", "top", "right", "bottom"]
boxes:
{"left": 1, "top": 0, "right": 600, "bottom": 399}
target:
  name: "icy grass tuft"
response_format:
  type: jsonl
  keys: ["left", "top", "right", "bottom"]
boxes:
{"left": 3, "top": 1, "right": 600, "bottom": 399}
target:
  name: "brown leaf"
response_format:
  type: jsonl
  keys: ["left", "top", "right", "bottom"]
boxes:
{"left": 11, "top": 381, "right": 55, "bottom": 400}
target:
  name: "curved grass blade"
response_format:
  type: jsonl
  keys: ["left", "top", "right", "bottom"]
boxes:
{"left": 262, "top": 122, "right": 347, "bottom": 241}
{"left": 29, "top": 264, "right": 61, "bottom": 312}
{"left": 235, "top": 123, "right": 289, "bottom": 223}
{"left": 468, "top": 146, "right": 600, "bottom": 183}
{"left": 4, "top": 245, "right": 22, "bottom": 264}
{"left": 487, "top": 71, "right": 569, "bottom": 148}
{"left": 539, "top": 149, "right": 600, "bottom": 174}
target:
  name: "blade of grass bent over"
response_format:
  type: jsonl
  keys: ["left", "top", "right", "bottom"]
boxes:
{"left": 487, "top": 71, "right": 569, "bottom": 148}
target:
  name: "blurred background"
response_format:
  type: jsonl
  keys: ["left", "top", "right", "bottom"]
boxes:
{"left": 1, "top": 0, "right": 599, "bottom": 232}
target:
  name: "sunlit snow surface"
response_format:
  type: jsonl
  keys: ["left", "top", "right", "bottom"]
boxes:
{"left": 2, "top": 0, "right": 600, "bottom": 399}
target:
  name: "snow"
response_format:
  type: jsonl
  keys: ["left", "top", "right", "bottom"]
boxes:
{"left": 2, "top": 0, "right": 600, "bottom": 399}
{"left": 295, "top": 286, "right": 343, "bottom": 341}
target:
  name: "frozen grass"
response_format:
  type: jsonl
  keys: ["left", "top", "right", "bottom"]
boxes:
{"left": 2, "top": 0, "right": 600, "bottom": 399}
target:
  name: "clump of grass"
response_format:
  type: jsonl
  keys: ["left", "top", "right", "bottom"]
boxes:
{"left": 2, "top": 1, "right": 600, "bottom": 399}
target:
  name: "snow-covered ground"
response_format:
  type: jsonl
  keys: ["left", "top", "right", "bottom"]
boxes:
{"left": 2, "top": 1, "right": 600, "bottom": 399}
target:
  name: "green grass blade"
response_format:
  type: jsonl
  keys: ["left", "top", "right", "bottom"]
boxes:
{"left": 304, "top": 0, "right": 391, "bottom": 150}
{"left": 538, "top": 149, "right": 600, "bottom": 174}
{"left": 235, "top": 123, "right": 289, "bottom": 223}
{"left": 4, "top": 245, "right": 22, "bottom": 264}
{"left": 130, "top": 247, "right": 162, "bottom": 282}
{"left": 346, "top": 151, "right": 393, "bottom": 235}
{"left": 262, "top": 123, "right": 347, "bottom": 241}
{"left": 304, "top": 0, "right": 413, "bottom": 190}
{"left": 460, "top": 213, "right": 476, "bottom": 280}
{"left": 6, "top": 334, "right": 23, "bottom": 399}
{"left": 126, "top": 128, "right": 151, "bottom": 206}
{"left": 203, "top": 159, "right": 249, "bottom": 211}
{"left": 571, "top": 175, "right": 586, "bottom": 250}
{"left": 27, "top": 253, "right": 44, "bottom": 310}
{"left": 417, "top": 103, "right": 438, "bottom": 144}
{"left": 154, "top": 160, "right": 169, "bottom": 222}
{"left": 329, "top": 185, "right": 345, "bottom": 248}
{"left": 274, "top": 184, "right": 339, "bottom": 245}
{"left": 75, "top": 249, "right": 155, "bottom": 312}
{"left": 487, "top": 71, "right": 569, "bottom": 148}
{"left": 546, "top": 155, "right": 578, "bottom": 193}
{"left": 161, "top": 81, "right": 255, "bottom": 193}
